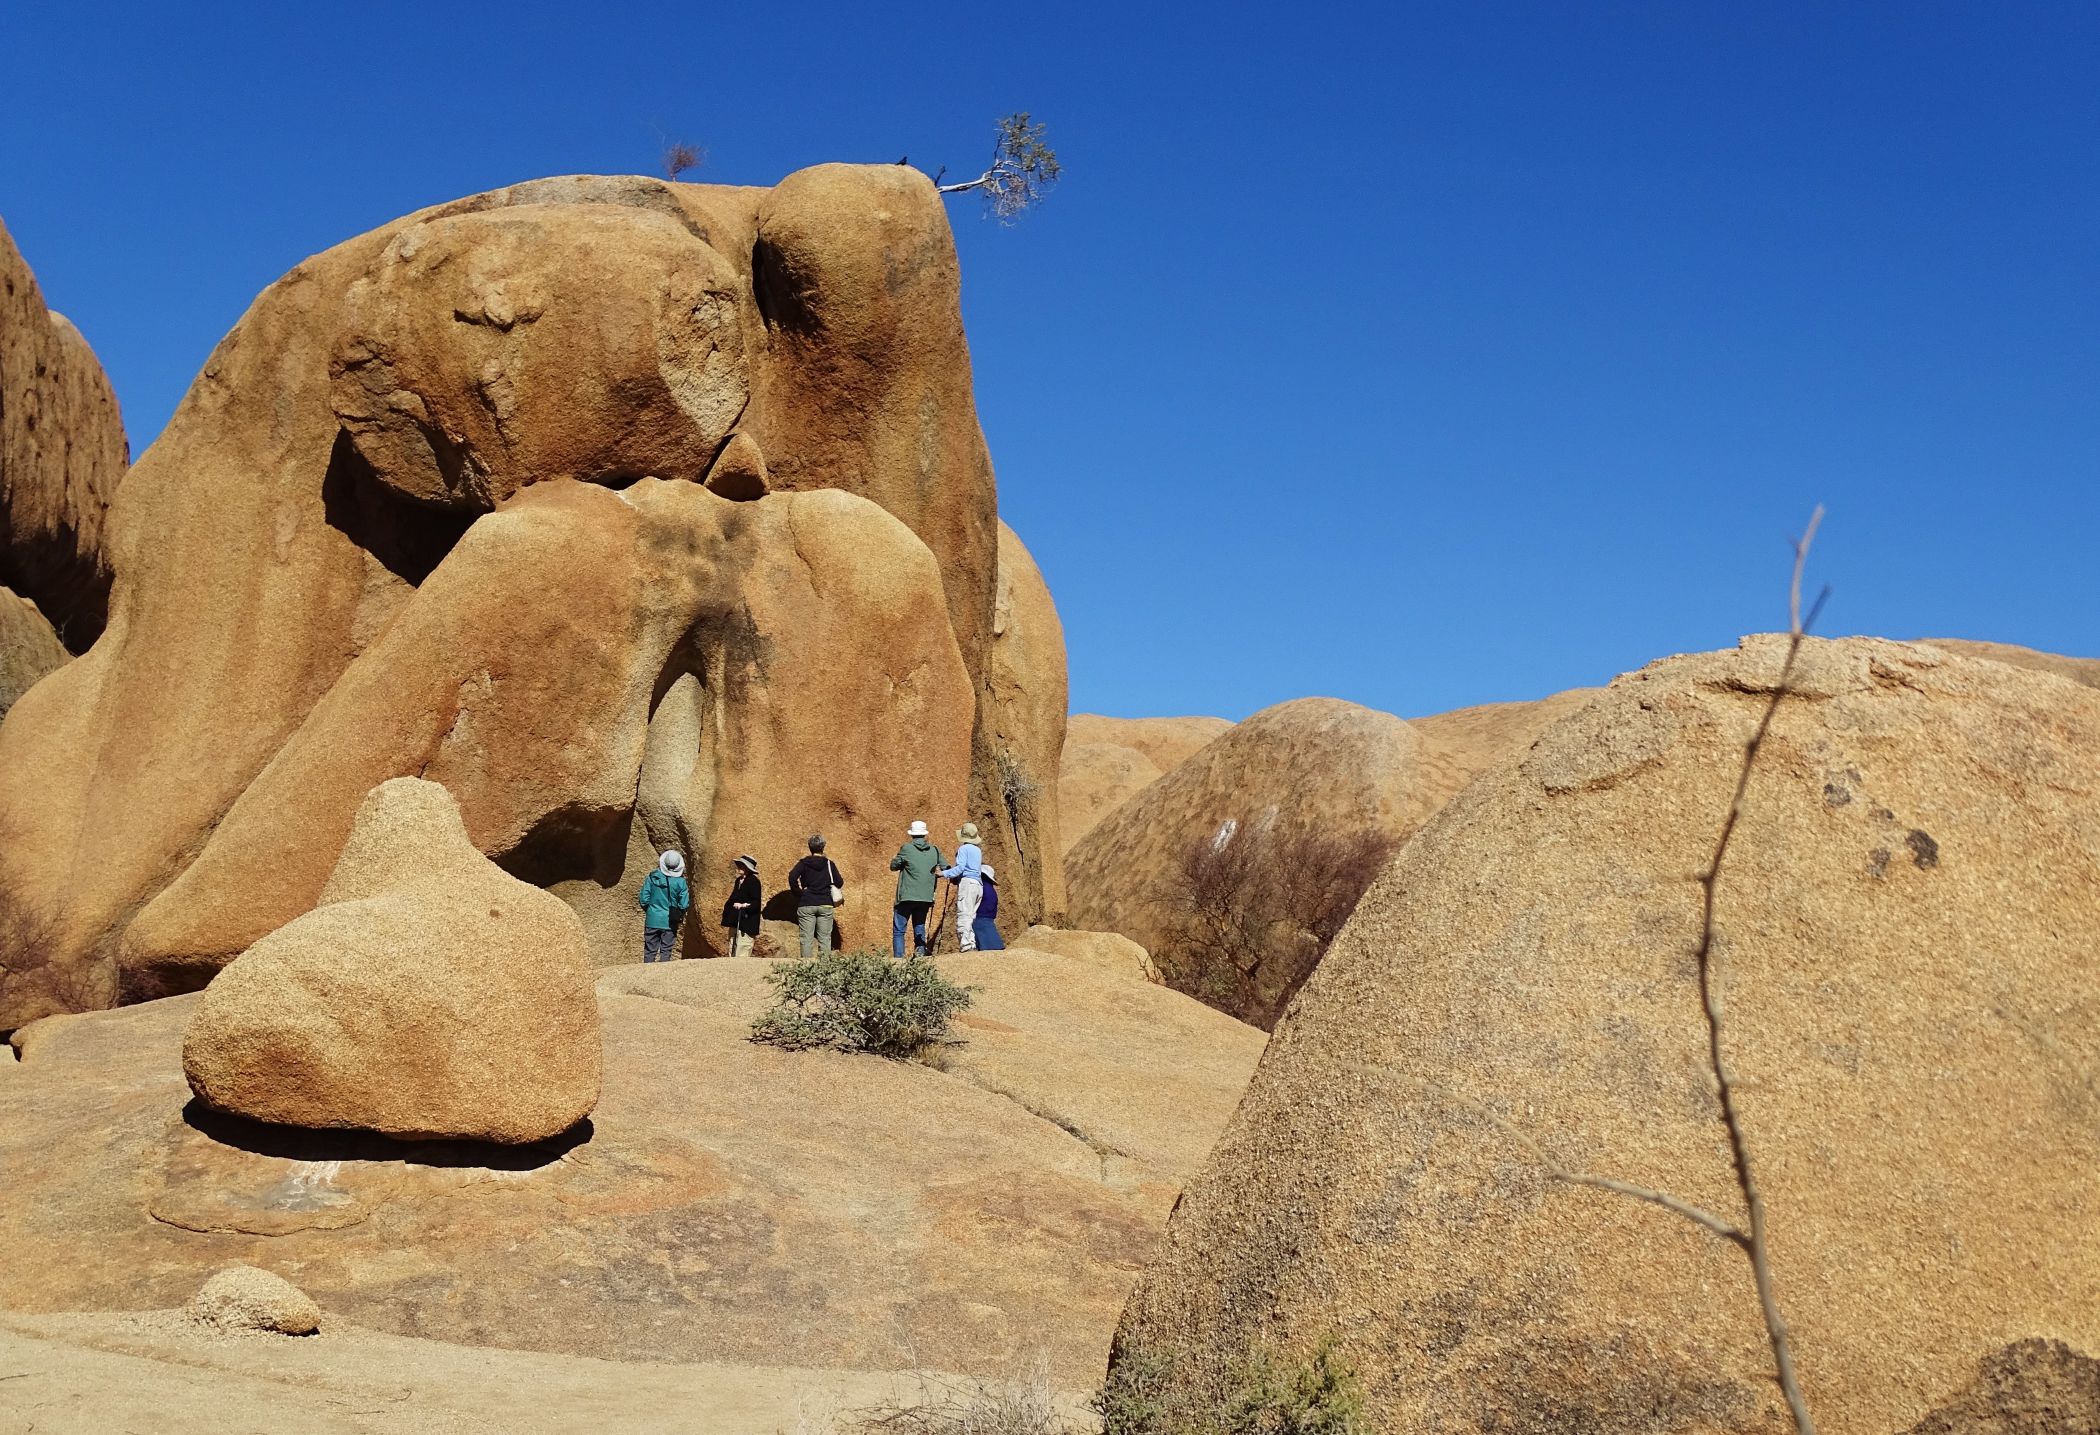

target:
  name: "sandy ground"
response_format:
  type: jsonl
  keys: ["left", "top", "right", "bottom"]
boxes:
{"left": 0, "top": 1309, "right": 1053, "bottom": 1435}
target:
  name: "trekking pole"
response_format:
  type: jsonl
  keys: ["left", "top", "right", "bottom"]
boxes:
{"left": 925, "top": 881, "right": 956, "bottom": 956}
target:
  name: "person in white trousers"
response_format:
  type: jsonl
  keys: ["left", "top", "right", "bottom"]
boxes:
{"left": 940, "top": 822, "right": 986, "bottom": 952}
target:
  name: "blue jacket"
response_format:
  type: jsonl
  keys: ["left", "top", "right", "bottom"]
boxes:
{"left": 940, "top": 843, "right": 983, "bottom": 881}
{"left": 638, "top": 870, "right": 691, "bottom": 931}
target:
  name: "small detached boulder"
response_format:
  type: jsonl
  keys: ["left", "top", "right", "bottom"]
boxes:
{"left": 183, "top": 777, "right": 600, "bottom": 1144}
{"left": 187, "top": 1265, "right": 321, "bottom": 1335}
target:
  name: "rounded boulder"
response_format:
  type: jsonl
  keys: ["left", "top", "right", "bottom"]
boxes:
{"left": 1112, "top": 637, "right": 2100, "bottom": 1434}
{"left": 182, "top": 777, "right": 600, "bottom": 1144}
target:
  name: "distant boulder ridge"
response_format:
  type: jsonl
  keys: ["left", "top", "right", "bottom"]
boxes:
{"left": 0, "top": 167, "right": 1066, "bottom": 1027}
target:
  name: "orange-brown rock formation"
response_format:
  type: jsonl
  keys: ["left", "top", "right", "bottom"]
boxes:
{"left": 1059, "top": 687, "right": 1606, "bottom": 1027}
{"left": 1058, "top": 714, "right": 1231, "bottom": 855}
{"left": 0, "top": 218, "right": 128, "bottom": 649}
{"left": 0, "top": 585, "right": 66, "bottom": 721}
{"left": 976, "top": 522, "right": 1069, "bottom": 923}
{"left": 1065, "top": 698, "right": 1439, "bottom": 1027}
{"left": 0, "top": 168, "right": 1042, "bottom": 1027}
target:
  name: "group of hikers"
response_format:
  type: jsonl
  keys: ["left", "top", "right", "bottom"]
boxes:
{"left": 634, "top": 820, "right": 1005, "bottom": 963}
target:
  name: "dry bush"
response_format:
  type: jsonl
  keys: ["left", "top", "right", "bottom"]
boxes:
{"left": 662, "top": 141, "right": 704, "bottom": 180}
{"left": 855, "top": 1353, "right": 1080, "bottom": 1435}
{"left": 1095, "top": 1337, "right": 1366, "bottom": 1435}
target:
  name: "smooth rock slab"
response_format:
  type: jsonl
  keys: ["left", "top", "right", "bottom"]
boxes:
{"left": 1, "top": 950, "right": 1263, "bottom": 1388}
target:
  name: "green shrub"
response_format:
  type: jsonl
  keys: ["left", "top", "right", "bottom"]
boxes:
{"left": 1093, "top": 1338, "right": 1365, "bottom": 1435}
{"left": 1220, "top": 1338, "right": 1364, "bottom": 1435}
{"left": 750, "top": 949, "right": 973, "bottom": 1058}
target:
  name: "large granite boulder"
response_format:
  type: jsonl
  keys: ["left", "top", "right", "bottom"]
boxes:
{"left": 0, "top": 217, "right": 128, "bottom": 649}
{"left": 0, "top": 168, "right": 1046, "bottom": 1027}
{"left": 1065, "top": 697, "right": 1442, "bottom": 1027}
{"left": 1113, "top": 637, "right": 2100, "bottom": 1434}
{"left": 182, "top": 778, "right": 599, "bottom": 1144}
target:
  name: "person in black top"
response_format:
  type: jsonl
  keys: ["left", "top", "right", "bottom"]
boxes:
{"left": 789, "top": 834, "right": 842, "bottom": 959}
{"left": 720, "top": 854, "right": 762, "bottom": 958}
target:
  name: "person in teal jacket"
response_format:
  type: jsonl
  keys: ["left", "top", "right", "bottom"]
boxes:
{"left": 637, "top": 850, "right": 690, "bottom": 962}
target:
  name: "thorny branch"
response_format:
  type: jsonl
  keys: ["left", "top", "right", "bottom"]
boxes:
{"left": 1471, "top": 508, "right": 1828, "bottom": 1435}
{"left": 1684, "top": 505, "right": 1827, "bottom": 1435}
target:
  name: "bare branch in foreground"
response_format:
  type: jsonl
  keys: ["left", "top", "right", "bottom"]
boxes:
{"left": 1457, "top": 508, "right": 1828, "bottom": 1435}
{"left": 1689, "top": 504, "right": 1827, "bottom": 1435}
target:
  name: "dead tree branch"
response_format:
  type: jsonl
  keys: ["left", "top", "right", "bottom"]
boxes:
{"left": 1454, "top": 507, "right": 1828, "bottom": 1435}
{"left": 1687, "top": 504, "right": 1827, "bottom": 1435}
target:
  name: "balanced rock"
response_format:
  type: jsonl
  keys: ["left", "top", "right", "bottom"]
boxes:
{"left": 1058, "top": 714, "right": 1231, "bottom": 855}
{"left": 1066, "top": 698, "right": 1442, "bottom": 1027}
{"left": 183, "top": 777, "right": 600, "bottom": 1144}
{"left": 1, "top": 217, "right": 128, "bottom": 648}
{"left": 187, "top": 1265, "right": 321, "bottom": 1336}
{"left": 0, "top": 167, "right": 1042, "bottom": 1027}
{"left": 1114, "top": 637, "right": 2100, "bottom": 1434}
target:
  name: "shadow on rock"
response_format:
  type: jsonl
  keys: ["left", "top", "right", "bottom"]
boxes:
{"left": 181, "top": 1097, "right": 593, "bottom": 1172}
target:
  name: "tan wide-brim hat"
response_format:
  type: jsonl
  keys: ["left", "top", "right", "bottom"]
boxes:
{"left": 734, "top": 854, "right": 758, "bottom": 874}
{"left": 958, "top": 823, "right": 981, "bottom": 843}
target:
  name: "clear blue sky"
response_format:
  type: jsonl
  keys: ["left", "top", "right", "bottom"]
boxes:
{"left": 4, "top": 3, "right": 2094, "bottom": 720}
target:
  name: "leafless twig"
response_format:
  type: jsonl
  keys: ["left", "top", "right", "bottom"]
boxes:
{"left": 1689, "top": 506, "right": 1825, "bottom": 1435}
{"left": 1462, "top": 508, "right": 1828, "bottom": 1434}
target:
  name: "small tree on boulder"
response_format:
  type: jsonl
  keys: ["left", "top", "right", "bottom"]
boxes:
{"left": 936, "top": 113, "right": 1062, "bottom": 221}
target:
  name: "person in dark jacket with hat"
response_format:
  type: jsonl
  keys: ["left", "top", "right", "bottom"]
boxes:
{"left": 720, "top": 854, "right": 762, "bottom": 959}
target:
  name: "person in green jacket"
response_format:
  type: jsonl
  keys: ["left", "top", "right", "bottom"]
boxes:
{"left": 637, "top": 850, "right": 690, "bottom": 962}
{"left": 887, "top": 820, "right": 946, "bottom": 959}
